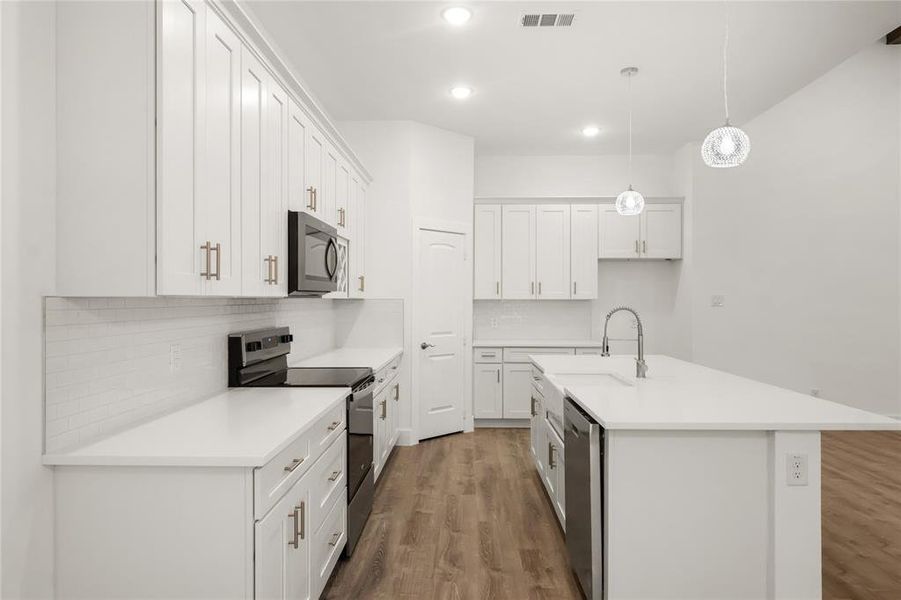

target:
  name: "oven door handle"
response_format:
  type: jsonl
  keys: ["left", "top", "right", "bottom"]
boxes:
{"left": 324, "top": 237, "right": 338, "bottom": 279}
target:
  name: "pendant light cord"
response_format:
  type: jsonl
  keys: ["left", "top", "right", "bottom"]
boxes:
{"left": 627, "top": 71, "right": 633, "bottom": 186}
{"left": 722, "top": 0, "right": 730, "bottom": 123}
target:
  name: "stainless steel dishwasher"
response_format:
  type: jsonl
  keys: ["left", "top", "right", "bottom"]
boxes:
{"left": 564, "top": 397, "right": 605, "bottom": 600}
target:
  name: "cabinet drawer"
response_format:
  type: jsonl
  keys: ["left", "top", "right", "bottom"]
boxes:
{"left": 313, "top": 489, "right": 347, "bottom": 598}
{"left": 254, "top": 429, "right": 313, "bottom": 520}
{"left": 374, "top": 354, "right": 401, "bottom": 394}
{"left": 474, "top": 347, "right": 502, "bottom": 363}
{"left": 309, "top": 431, "right": 347, "bottom": 529}
{"left": 311, "top": 403, "right": 346, "bottom": 458}
{"left": 503, "top": 347, "right": 575, "bottom": 363}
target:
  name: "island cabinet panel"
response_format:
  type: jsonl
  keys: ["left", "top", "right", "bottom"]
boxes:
{"left": 535, "top": 205, "right": 572, "bottom": 299}
{"left": 255, "top": 474, "right": 312, "bottom": 600}
{"left": 474, "top": 205, "right": 503, "bottom": 299}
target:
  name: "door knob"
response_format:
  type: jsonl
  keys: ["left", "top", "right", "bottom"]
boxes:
{"left": 420, "top": 342, "right": 435, "bottom": 350}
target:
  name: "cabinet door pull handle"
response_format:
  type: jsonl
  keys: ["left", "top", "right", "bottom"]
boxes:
{"left": 380, "top": 399, "right": 387, "bottom": 420}
{"left": 538, "top": 282, "right": 542, "bottom": 295}
{"left": 496, "top": 281, "right": 500, "bottom": 296}
{"left": 497, "top": 369, "right": 500, "bottom": 384}
{"left": 273, "top": 256, "right": 278, "bottom": 285}
{"left": 299, "top": 501, "right": 305, "bottom": 540}
{"left": 212, "top": 243, "right": 221, "bottom": 280}
{"left": 284, "top": 457, "right": 305, "bottom": 473}
{"left": 642, "top": 240, "right": 647, "bottom": 254}
{"left": 359, "top": 275, "right": 365, "bottom": 292}
{"left": 327, "top": 420, "right": 341, "bottom": 431}
{"left": 531, "top": 282, "right": 535, "bottom": 296}
{"left": 288, "top": 505, "right": 300, "bottom": 549}
{"left": 200, "top": 241, "right": 212, "bottom": 280}
{"left": 328, "top": 470, "right": 342, "bottom": 482}
{"left": 328, "top": 532, "right": 341, "bottom": 547}
{"left": 635, "top": 240, "right": 639, "bottom": 254}
{"left": 264, "top": 256, "right": 272, "bottom": 284}
{"left": 394, "top": 384, "right": 399, "bottom": 400}
{"left": 306, "top": 186, "right": 315, "bottom": 210}
{"left": 573, "top": 281, "right": 577, "bottom": 295}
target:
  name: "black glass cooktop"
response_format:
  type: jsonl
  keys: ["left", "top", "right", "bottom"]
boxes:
{"left": 245, "top": 367, "right": 373, "bottom": 388}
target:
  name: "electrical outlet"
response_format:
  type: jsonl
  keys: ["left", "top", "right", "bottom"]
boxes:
{"left": 490, "top": 317, "right": 499, "bottom": 329}
{"left": 810, "top": 388, "right": 820, "bottom": 398}
{"left": 711, "top": 295, "right": 725, "bottom": 308}
{"left": 169, "top": 344, "right": 182, "bottom": 373}
{"left": 786, "top": 453, "right": 808, "bottom": 486}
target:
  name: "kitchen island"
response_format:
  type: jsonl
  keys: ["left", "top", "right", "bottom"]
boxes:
{"left": 530, "top": 354, "right": 899, "bottom": 600}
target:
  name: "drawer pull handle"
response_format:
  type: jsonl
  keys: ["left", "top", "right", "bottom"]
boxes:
{"left": 328, "top": 532, "right": 341, "bottom": 547}
{"left": 284, "top": 457, "right": 305, "bottom": 473}
{"left": 328, "top": 470, "right": 342, "bottom": 482}
{"left": 327, "top": 421, "right": 341, "bottom": 431}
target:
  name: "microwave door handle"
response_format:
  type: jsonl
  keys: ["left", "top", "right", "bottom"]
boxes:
{"left": 325, "top": 237, "right": 338, "bottom": 279}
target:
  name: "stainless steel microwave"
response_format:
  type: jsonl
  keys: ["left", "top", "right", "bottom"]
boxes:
{"left": 288, "top": 211, "right": 338, "bottom": 296}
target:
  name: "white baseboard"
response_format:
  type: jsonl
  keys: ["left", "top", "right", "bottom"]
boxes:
{"left": 396, "top": 428, "right": 418, "bottom": 446}
{"left": 474, "top": 418, "right": 530, "bottom": 429}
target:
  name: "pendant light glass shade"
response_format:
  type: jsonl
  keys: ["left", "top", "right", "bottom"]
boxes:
{"left": 703, "top": 1, "right": 749, "bottom": 168}
{"left": 615, "top": 186, "right": 645, "bottom": 216}
{"left": 701, "top": 122, "right": 750, "bottom": 168}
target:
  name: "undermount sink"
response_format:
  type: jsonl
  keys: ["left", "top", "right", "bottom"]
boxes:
{"left": 550, "top": 372, "right": 634, "bottom": 388}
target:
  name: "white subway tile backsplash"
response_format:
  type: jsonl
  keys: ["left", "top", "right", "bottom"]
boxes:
{"left": 44, "top": 296, "right": 404, "bottom": 453}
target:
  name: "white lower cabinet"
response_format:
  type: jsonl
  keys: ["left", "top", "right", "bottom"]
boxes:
{"left": 473, "top": 363, "right": 503, "bottom": 419}
{"left": 529, "top": 385, "right": 543, "bottom": 471}
{"left": 502, "top": 364, "right": 533, "bottom": 419}
{"left": 312, "top": 489, "right": 348, "bottom": 599}
{"left": 255, "top": 475, "right": 312, "bottom": 600}
{"left": 543, "top": 419, "right": 565, "bottom": 528}
{"left": 373, "top": 358, "right": 402, "bottom": 482}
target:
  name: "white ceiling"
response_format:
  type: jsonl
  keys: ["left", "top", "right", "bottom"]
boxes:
{"left": 246, "top": 1, "right": 899, "bottom": 156}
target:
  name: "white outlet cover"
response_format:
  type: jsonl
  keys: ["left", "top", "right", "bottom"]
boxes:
{"left": 786, "top": 453, "right": 808, "bottom": 486}
{"left": 711, "top": 295, "right": 725, "bottom": 308}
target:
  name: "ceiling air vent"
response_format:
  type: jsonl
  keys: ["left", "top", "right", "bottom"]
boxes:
{"left": 520, "top": 13, "right": 576, "bottom": 28}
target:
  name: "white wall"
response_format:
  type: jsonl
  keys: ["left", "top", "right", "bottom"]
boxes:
{"left": 339, "top": 120, "right": 474, "bottom": 440}
{"left": 685, "top": 42, "right": 901, "bottom": 416}
{"left": 2, "top": 1, "right": 57, "bottom": 596}
{"left": 475, "top": 154, "right": 676, "bottom": 199}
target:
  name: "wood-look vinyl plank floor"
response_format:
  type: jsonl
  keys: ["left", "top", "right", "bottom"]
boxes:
{"left": 324, "top": 428, "right": 901, "bottom": 600}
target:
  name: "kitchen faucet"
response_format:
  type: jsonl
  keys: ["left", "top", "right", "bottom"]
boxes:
{"left": 601, "top": 306, "right": 648, "bottom": 378}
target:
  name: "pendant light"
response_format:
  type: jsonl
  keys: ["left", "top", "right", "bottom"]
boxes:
{"left": 616, "top": 66, "right": 644, "bottom": 216}
{"left": 702, "top": 1, "right": 750, "bottom": 168}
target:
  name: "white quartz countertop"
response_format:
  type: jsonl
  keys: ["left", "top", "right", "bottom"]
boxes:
{"left": 288, "top": 346, "right": 403, "bottom": 371}
{"left": 42, "top": 387, "right": 349, "bottom": 467}
{"left": 474, "top": 339, "right": 605, "bottom": 348}
{"left": 532, "top": 354, "right": 901, "bottom": 431}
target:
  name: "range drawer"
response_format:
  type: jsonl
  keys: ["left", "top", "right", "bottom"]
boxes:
{"left": 503, "top": 347, "right": 575, "bottom": 363}
{"left": 474, "top": 347, "right": 502, "bottom": 363}
{"left": 309, "top": 431, "right": 347, "bottom": 529}
{"left": 254, "top": 401, "right": 346, "bottom": 520}
{"left": 313, "top": 489, "right": 347, "bottom": 598}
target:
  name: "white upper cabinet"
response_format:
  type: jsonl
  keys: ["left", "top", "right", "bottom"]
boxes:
{"left": 242, "top": 47, "right": 288, "bottom": 297}
{"left": 599, "top": 203, "right": 683, "bottom": 260}
{"left": 641, "top": 204, "right": 682, "bottom": 259}
{"left": 473, "top": 205, "right": 502, "bottom": 299}
{"left": 570, "top": 204, "right": 598, "bottom": 299}
{"left": 157, "top": 0, "right": 205, "bottom": 296}
{"left": 598, "top": 205, "right": 641, "bottom": 259}
{"left": 536, "top": 205, "right": 571, "bottom": 300}
{"left": 55, "top": 0, "right": 371, "bottom": 298}
{"left": 502, "top": 205, "right": 537, "bottom": 299}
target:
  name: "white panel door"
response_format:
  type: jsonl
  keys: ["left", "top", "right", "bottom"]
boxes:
{"left": 598, "top": 205, "right": 641, "bottom": 259}
{"left": 473, "top": 205, "right": 502, "bottom": 299}
{"left": 570, "top": 204, "right": 598, "bottom": 299}
{"left": 536, "top": 205, "right": 571, "bottom": 299}
{"left": 287, "top": 99, "right": 308, "bottom": 214}
{"left": 641, "top": 204, "right": 683, "bottom": 259}
{"left": 200, "top": 8, "right": 242, "bottom": 296}
{"left": 502, "top": 363, "right": 532, "bottom": 419}
{"left": 157, "top": 0, "right": 204, "bottom": 295}
{"left": 501, "top": 205, "right": 536, "bottom": 299}
{"left": 254, "top": 476, "right": 311, "bottom": 600}
{"left": 473, "top": 363, "right": 502, "bottom": 419}
{"left": 416, "top": 229, "right": 467, "bottom": 440}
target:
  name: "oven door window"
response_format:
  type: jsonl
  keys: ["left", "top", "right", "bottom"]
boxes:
{"left": 305, "top": 229, "right": 337, "bottom": 283}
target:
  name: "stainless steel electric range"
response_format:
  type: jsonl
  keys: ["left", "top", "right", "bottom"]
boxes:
{"left": 228, "top": 327, "right": 375, "bottom": 557}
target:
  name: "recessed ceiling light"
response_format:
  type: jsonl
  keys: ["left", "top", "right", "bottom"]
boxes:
{"left": 450, "top": 86, "right": 473, "bottom": 100}
{"left": 442, "top": 7, "right": 472, "bottom": 26}
{"left": 582, "top": 126, "right": 600, "bottom": 137}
